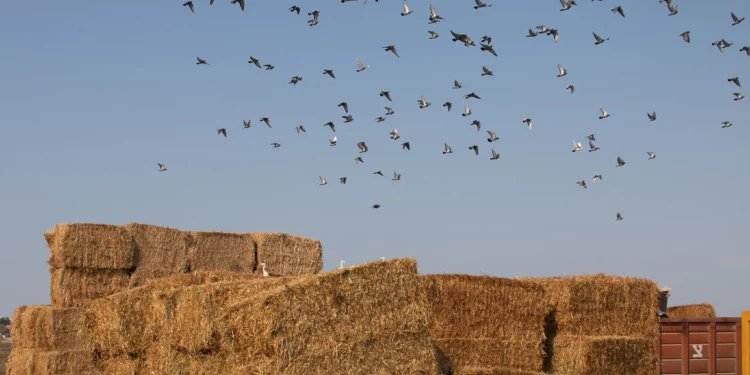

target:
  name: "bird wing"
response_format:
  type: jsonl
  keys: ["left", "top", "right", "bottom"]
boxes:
{"left": 600, "top": 108, "right": 607, "bottom": 116}
{"left": 356, "top": 59, "right": 363, "bottom": 69}
{"left": 732, "top": 12, "right": 738, "bottom": 22}
{"left": 483, "top": 66, "right": 490, "bottom": 73}
{"left": 464, "top": 105, "right": 469, "bottom": 113}
{"left": 320, "top": 176, "right": 325, "bottom": 183}
{"left": 593, "top": 32, "right": 602, "bottom": 42}
{"left": 403, "top": 2, "right": 409, "bottom": 12}
{"left": 559, "top": 0, "right": 566, "bottom": 7}
{"left": 487, "top": 130, "right": 495, "bottom": 137}
{"left": 430, "top": 4, "right": 437, "bottom": 17}
{"left": 444, "top": 143, "right": 450, "bottom": 151}
{"left": 558, "top": 65, "right": 565, "bottom": 74}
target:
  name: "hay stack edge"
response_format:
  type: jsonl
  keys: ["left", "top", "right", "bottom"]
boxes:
{"left": 6, "top": 222, "right": 662, "bottom": 375}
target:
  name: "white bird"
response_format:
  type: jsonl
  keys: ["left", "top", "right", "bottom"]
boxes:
{"left": 593, "top": 174, "right": 603, "bottom": 183}
{"left": 392, "top": 171, "right": 401, "bottom": 181}
{"left": 418, "top": 96, "right": 431, "bottom": 108}
{"left": 319, "top": 176, "right": 327, "bottom": 185}
{"left": 339, "top": 260, "right": 346, "bottom": 269}
{"left": 401, "top": 2, "right": 412, "bottom": 16}
{"left": 490, "top": 148, "right": 499, "bottom": 160}
{"left": 647, "top": 112, "right": 657, "bottom": 121}
{"left": 428, "top": 4, "right": 444, "bottom": 23}
{"left": 356, "top": 58, "right": 369, "bottom": 72}
{"left": 557, "top": 65, "right": 567, "bottom": 77}
{"left": 390, "top": 129, "right": 400, "bottom": 140}
{"left": 157, "top": 163, "right": 167, "bottom": 172}
{"left": 487, "top": 131, "right": 498, "bottom": 142}
{"left": 572, "top": 140, "right": 582, "bottom": 152}
{"left": 443, "top": 143, "right": 453, "bottom": 154}
{"left": 462, "top": 105, "right": 472, "bottom": 116}
{"left": 647, "top": 152, "right": 656, "bottom": 160}
{"left": 599, "top": 108, "right": 610, "bottom": 119}
{"left": 522, "top": 118, "right": 532, "bottom": 130}
{"left": 667, "top": 2, "right": 678, "bottom": 16}
{"left": 329, "top": 136, "right": 337, "bottom": 146}
{"left": 566, "top": 84, "right": 575, "bottom": 94}
{"left": 733, "top": 93, "right": 744, "bottom": 101}
{"left": 260, "top": 262, "right": 270, "bottom": 277}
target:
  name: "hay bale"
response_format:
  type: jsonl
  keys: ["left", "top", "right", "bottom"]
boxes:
{"left": 5, "top": 349, "right": 96, "bottom": 375}
{"left": 453, "top": 367, "right": 547, "bottom": 375}
{"left": 249, "top": 233, "right": 323, "bottom": 276}
{"left": 421, "top": 275, "right": 547, "bottom": 340}
{"left": 434, "top": 339, "right": 544, "bottom": 373}
{"left": 523, "top": 274, "right": 660, "bottom": 338}
{"left": 551, "top": 335, "right": 657, "bottom": 375}
{"left": 0, "top": 340, "right": 11, "bottom": 375}
{"left": 666, "top": 303, "right": 716, "bottom": 318}
{"left": 124, "top": 223, "right": 191, "bottom": 286}
{"left": 45, "top": 223, "right": 135, "bottom": 269}
{"left": 50, "top": 268, "right": 130, "bottom": 307}
{"left": 216, "top": 258, "right": 440, "bottom": 375}
{"left": 188, "top": 231, "right": 256, "bottom": 273}
{"left": 10, "top": 305, "right": 89, "bottom": 350}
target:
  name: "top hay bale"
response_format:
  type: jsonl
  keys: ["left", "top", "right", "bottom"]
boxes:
{"left": 667, "top": 303, "right": 716, "bottom": 318}
{"left": 421, "top": 275, "right": 548, "bottom": 341}
{"left": 125, "top": 223, "right": 191, "bottom": 287}
{"left": 45, "top": 224, "right": 135, "bottom": 269}
{"left": 187, "top": 231, "right": 256, "bottom": 273}
{"left": 523, "top": 274, "right": 660, "bottom": 338}
{"left": 249, "top": 232, "right": 322, "bottom": 276}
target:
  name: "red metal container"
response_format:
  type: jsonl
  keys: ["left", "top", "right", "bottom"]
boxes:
{"left": 656, "top": 317, "right": 743, "bottom": 375}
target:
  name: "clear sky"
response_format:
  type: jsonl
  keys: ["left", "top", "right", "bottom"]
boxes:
{"left": 0, "top": 1, "right": 748, "bottom": 318}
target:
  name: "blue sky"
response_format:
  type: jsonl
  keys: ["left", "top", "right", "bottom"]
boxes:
{"left": 0, "top": 1, "right": 747, "bottom": 317}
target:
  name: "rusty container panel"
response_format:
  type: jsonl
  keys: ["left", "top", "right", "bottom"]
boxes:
{"left": 656, "top": 317, "right": 743, "bottom": 375}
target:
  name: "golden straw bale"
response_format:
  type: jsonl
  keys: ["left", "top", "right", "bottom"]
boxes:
{"left": 124, "top": 223, "right": 191, "bottom": 287}
{"left": 216, "top": 258, "right": 440, "bottom": 375}
{"left": 420, "top": 275, "right": 547, "bottom": 340}
{"left": 5, "top": 349, "right": 96, "bottom": 375}
{"left": 667, "top": 303, "right": 716, "bottom": 318}
{"left": 434, "top": 339, "right": 544, "bottom": 373}
{"left": 95, "top": 357, "right": 138, "bottom": 375}
{"left": 45, "top": 223, "right": 135, "bottom": 269}
{"left": 0, "top": 340, "right": 11, "bottom": 375}
{"left": 136, "top": 345, "right": 234, "bottom": 375}
{"left": 10, "top": 305, "right": 89, "bottom": 351}
{"left": 551, "top": 335, "right": 657, "bottom": 375}
{"left": 50, "top": 268, "right": 130, "bottom": 307}
{"left": 142, "top": 270, "right": 263, "bottom": 289}
{"left": 453, "top": 367, "right": 547, "bottom": 375}
{"left": 522, "top": 274, "right": 660, "bottom": 338}
{"left": 188, "top": 231, "right": 256, "bottom": 273}
{"left": 248, "top": 233, "right": 323, "bottom": 276}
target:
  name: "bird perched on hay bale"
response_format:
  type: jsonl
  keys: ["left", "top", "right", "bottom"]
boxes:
{"left": 260, "top": 262, "right": 280, "bottom": 277}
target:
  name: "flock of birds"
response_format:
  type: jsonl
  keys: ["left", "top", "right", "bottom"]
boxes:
{"left": 165, "top": 0, "right": 747, "bottom": 220}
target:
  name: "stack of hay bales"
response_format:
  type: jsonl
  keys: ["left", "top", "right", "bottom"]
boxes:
{"left": 421, "top": 275, "right": 549, "bottom": 375}
{"left": 524, "top": 274, "right": 661, "bottom": 375}
{"left": 666, "top": 303, "right": 716, "bottom": 318}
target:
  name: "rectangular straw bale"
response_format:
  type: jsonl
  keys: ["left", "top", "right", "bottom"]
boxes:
{"left": 217, "top": 258, "right": 440, "bottom": 375}
{"left": 0, "top": 340, "right": 11, "bottom": 375}
{"left": 10, "top": 305, "right": 89, "bottom": 350}
{"left": 125, "top": 223, "right": 191, "bottom": 286}
{"left": 5, "top": 349, "right": 96, "bottom": 375}
{"left": 551, "top": 335, "right": 657, "bottom": 375}
{"left": 45, "top": 223, "right": 135, "bottom": 269}
{"left": 142, "top": 270, "right": 264, "bottom": 289}
{"left": 188, "top": 231, "right": 256, "bottom": 273}
{"left": 522, "top": 274, "right": 660, "bottom": 338}
{"left": 667, "top": 303, "right": 716, "bottom": 318}
{"left": 453, "top": 367, "right": 547, "bottom": 375}
{"left": 434, "top": 339, "right": 544, "bottom": 373}
{"left": 249, "top": 232, "right": 323, "bottom": 276}
{"left": 137, "top": 345, "right": 233, "bottom": 375}
{"left": 95, "top": 357, "right": 138, "bottom": 375}
{"left": 421, "top": 275, "right": 548, "bottom": 340}
{"left": 50, "top": 268, "right": 130, "bottom": 307}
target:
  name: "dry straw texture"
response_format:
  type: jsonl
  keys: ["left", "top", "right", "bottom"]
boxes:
{"left": 10, "top": 305, "right": 89, "bottom": 350}
{"left": 551, "top": 335, "right": 657, "bottom": 375}
{"left": 667, "top": 303, "right": 716, "bottom": 318}
{"left": 453, "top": 367, "right": 547, "bottom": 375}
{"left": 5, "top": 349, "right": 96, "bottom": 375}
{"left": 216, "top": 258, "right": 440, "bottom": 375}
{"left": 188, "top": 231, "right": 256, "bottom": 273}
{"left": 49, "top": 268, "right": 130, "bottom": 307}
{"left": 125, "top": 223, "right": 191, "bottom": 287}
{"left": 45, "top": 223, "right": 135, "bottom": 269}
{"left": 249, "top": 232, "right": 323, "bottom": 276}
{"left": 434, "top": 339, "right": 544, "bottom": 373}
{"left": 522, "top": 274, "right": 660, "bottom": 338}
{"left": 420, "top": 275, "right": 547, "bottom": 340}
{"left": 0, "top": 340, "right": 11, "bottom": 375}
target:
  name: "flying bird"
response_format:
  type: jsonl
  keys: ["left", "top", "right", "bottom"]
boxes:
{"left": 357, "top": 141, "right": 368, "bottom": 153}
{"left": 196, "top": 57, "right": 208, "bottom": 65}
{"left": 248, "top": 56, "right": 261, "bottom": 68}
{"left": 547, "top": 29, "right": 559, "bottom": 43}
{"left": 731, "top": 12, "right": 744, "bottom": 26}
{"left": 599, "top": 108, "right": 610, "bottom": 119}
{"left": 560, "top": 0, "right": 577, "bottom": 11}
{"left": 473, "top": 0, "right": 491, "bottom": 9}
{"left": 453, "top": 80, "right": 462, "bottom": 89}
{"left": 355, "top": 157, "right": 364, "bottom": 164}
{"left": 320, "top": 176, "right": 327, "bottom": 185}
{"left": 323, "top": 69, "right": 336, "bottom": 79}
{"left": 289, "top": 5, "right": 300, "bottom": 14}
{"left": 243, "top": 120, "right": 251, "bottom": 129}
{"left": 183, "top": 1, "right": 194, "bottom": 13}
{"left": 680, "top": 31, "right": 690, "bottom": 43}
{"left": 401, "top": 2, "right": 412, "bottom": 16}
{"left": 462, "top": 105, "right": 472, "bottom": 117}
{"left": 376, "top": 116, "right": 386, "bottom": 122}
{"left": 380, "top": 91, "right": 392, "bottom": 101}
{"left": 270, "top": 142, "right": 281, "bottom": 148}
{"left": 577, "top": 180, "right": 587, "bottom": 189}
{"left": 385, "top": 107, "right": 394, "bottom": 115}
{"left": 616, "top": 212, "right": 623, "bottom": 221}
{"left": 324, "top": 122, "right": 336, "bottom": 132}
{"left": 308, "top": 10, "right": 320, "bottom": 26}
{"left": 728, "top": 77, "right": 741, "bottom": 87}
{"left": 383, "top": 45, "right": 400, "bottom": 58}
{"left": 260, "top": 117, "right": 272, "bottom": 128}
{"left": 469, "top": 145, "right": 479, "bottom": 155}
{"left": 588, "top": 141, "right": 600, "bottom": 152}
{"left": 566, "top": 84, "right": 575, "bottom": 94}
{"left": 611, "top": 6, "right": 624, "bottom": 17}
{"left": 616, "top": 156, "right": 626, "bottom": 167}
{"left": 480, "top": 44, "right": 497, "bottom": 57}
{"left": 443, "top": 102, "right": 452, "bottom": 111}
{"left": 572, "top": 140, "right": 582, "bottom": 152}
{"left": 470, "top": 120, "right": 481, "bottom": 131}
{"left": 231, "top": 0, "right": 245, "bottom": 11}
{"left": 372, "top": 204, "right": 381, "bottom": 209}
{"left": 329, "top": 136, "right": 337, "bottom": 146}
{"left": 429, "top": 31, "right": 439, "bottom": 39}
{"left": 343, "top": 115, "right": 354, "bottom": 123}
{"left": 557, "top": 65, "right": 567, "bottom": 77}
{"left": 390, "top": 129, "right": 400, "bottom": 140}
{"left": 647, "top": 152, "right": 656, "bottom": 160}
{"left": 392, "top": 171, "right": 401, "bottom": 181}
{"left": 428, "top": 4, "right": 444, "bottom": 23}
{"left": 593, "top": 174, "right": 602, "bottom": 183}
{"left": 340, "top": 177, "right": 347, "bottom": 184}
{"left": 522, "top": 118, "right": 532, "bottom": 130}
{"left": 374, "top": 171, "right": 384, "bottom": 176}
{"left": 338, "top": 102, "right": 349, "bottom": 113}
{"left": 481, "top": 66, "right": 494, "bottom": 76}
{"left": 527, "top": 29, "right": 538, "bottom": 37}
{"left": 356, "top": 58, "right": 369, "bottom": 72}
{"left": 289, "top": 76, "right": 303, "bottom": 85}
{"left": 490, "top": 148, "right": 499, "bottom": 160}
{"left": 667, "top": 2, "right": 678, "bottom": 16}
{"left": 402, "top": 142, "right": 410, "bottom": 151}
{"left": 158, "top": 163, "right": 167, "bottom": 172}
{"left": 586, "top": 134, "right": 596, "bottom": 142}
{"left": 296, "top": 125, "right": 306, "bottom": 133}
{"left": 721, "top": 121, "right": 732, "bottom": 128}
{"left": 648, "top": 112, "right": 657, "bottom": 121}
{"left": 418, "top": 96, "right": 431, "bottom": 108}
{"left": 481, "top": 35, "right": 492, "bottom": 44}
{"left": 263, "top": 64, "right": 274, "bottom": 70}
{"left": 487, "top": 131, "right": 498, "bottom": 142}
{"left": 593, "top": 32, "right": 610, "bottom": 45}
{"left": 465, "top": 92, "right": 481, "bottom": 100}
{"left": 733, "top": 93, "right": 744, "bottom": 101}
{"left": 740, "top": 46, "right": 750, "bottom": 55}
{"left": 443, "top": 143, "right": 453, "bottom": 154}
{"left": 217, "top": 128, "right": 227, "bottom": 137}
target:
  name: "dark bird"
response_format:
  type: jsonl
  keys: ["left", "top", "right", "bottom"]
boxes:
{"left": 471, "top": 120, "right": 481, "bottom": 131}
{"left": 338, "top": 102, "right": 349, "bottom": 113}
{"left": 740, "top": 46, "right": 750, "bottom": 55}
{"left": 728, "top": 77, "right": 741, "bottom": 87}
{"left": 324, "top": 122, "right": 336, "bottom": 132}
{"left": 480, "top": 44, "right": 497, "bottom": 57}
{"left": 376, "top": 116, "right": 386, "bottom": 122}
{"left": 231, "top": 0, "right": 245, "bottom": 11}
{"left": 217, "top": 128, "right": 227, "bottom": 137}
{"left": 183, "top": 1, "right": 195, "bottom": 13}
{"left": 196, "top": 57, "right": 208, "bottom": 65}
{"left": 260, "top": 117, "right": 272, "bottom": 128}
{"left": 289, "top": 76, "right": 303, "bottom": 85}
{"left": 588, "top": 141, "right": 600, "bottom": 152}
{"left": 465, "top": 92, "right": 481, "bottom": 100}
{"left": 342, "top": 115, "right": 353, "bottom": 123}
{"left": 469, "top": 145, "right": 479, "bottom": 155}
{"left": 611, "top": 6, "right": 624, "bottom": 17}
{"left": 527, "top": 29, "right": 538, "bottom": 37}
{"left": 566, "top": 84, "right": 575, "bottom": 93}
{"left": 487, "top": 131, "right": 498, "bottom": 142}
{"left": 372, "top": 204, "right": 381, "bottom": 209}
{"left": 308, "top": 10, "right": 320, "bottom": 26}
{"left": 374, "top": 171, "right": 384, "bottom": 176}
{"left": 289, "top": 5, "right": 301, "bottom": 14}
{"left": 680, "top": 31, "right": 690, "bottom": 43}
{"left": 481, "top": 66, "right": 494, "bottom": 76}
{"left": 473, "top": 0, "right": 491, "bottom": 9}
{"left": 402, "top": 142, "right": 410, "bottom": 151}
{"left": 443, "top": 102, "right": 452, "bottom": 111}
{"left": 616, "top": 156, "right": 626, "bottom": 167}
{"left": 340, "top": 177, "right": 347, "bottom": 184}
{"left": 270, "top": 142, "right": 281, "bottom": 148}
{"left": 721, "top": 121, "right": 732, "bottom": 128}
{"left": 158, "top": 163, "right": 167, "bottom": 172}
{"left": 547, "top": 29, "right": 559, "bottom": 43}
{"left": 453, "top": 80, "right": 462, "bottom": 89}
{"left": 586, "top": 134, "right": 596, "bottom": 142}
{"left": 248, "top": 56, "right": 261, "bottom": 68}
{"left": 647, "top": 112, "right": 657, "bottom": 121}
{"left": 593, "top": 32, "right": 609, "bottom": 45}
{"left": 667, "top": 1, "right": 678, "bottom": 16}
{"left": 731, "top": 12, "right": 745, "bottom": 26}
{"left": 357, "top": 141, "right": 369, "bottom": 153}
{"left": 577, "top": 180, "right": 587, "bottom": 189}
{"left": 296, "top": 125, "right": 306, "bottom": 133}
{"left": 383, "top": 45, "right": 400, "bottom": 58}
{"left": 481, "top": 35, "right": 492, "bottom": 44}
{"left": 263, "top": 64, "right": 274, "bottom": 70}
{"left": 243, "top": 120, "right": 251, "bottom": 129}
{"left": 490, "top": 148, "right": 499, "bottom": 160}
{"left": 323, "top": 69, "right": 336, "bottom": 79}
{"left": 380, "top": 91, "right": 392, "bottom": 101}
{"left": 616, "top": 212, "right": 623, "bottom": 221}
